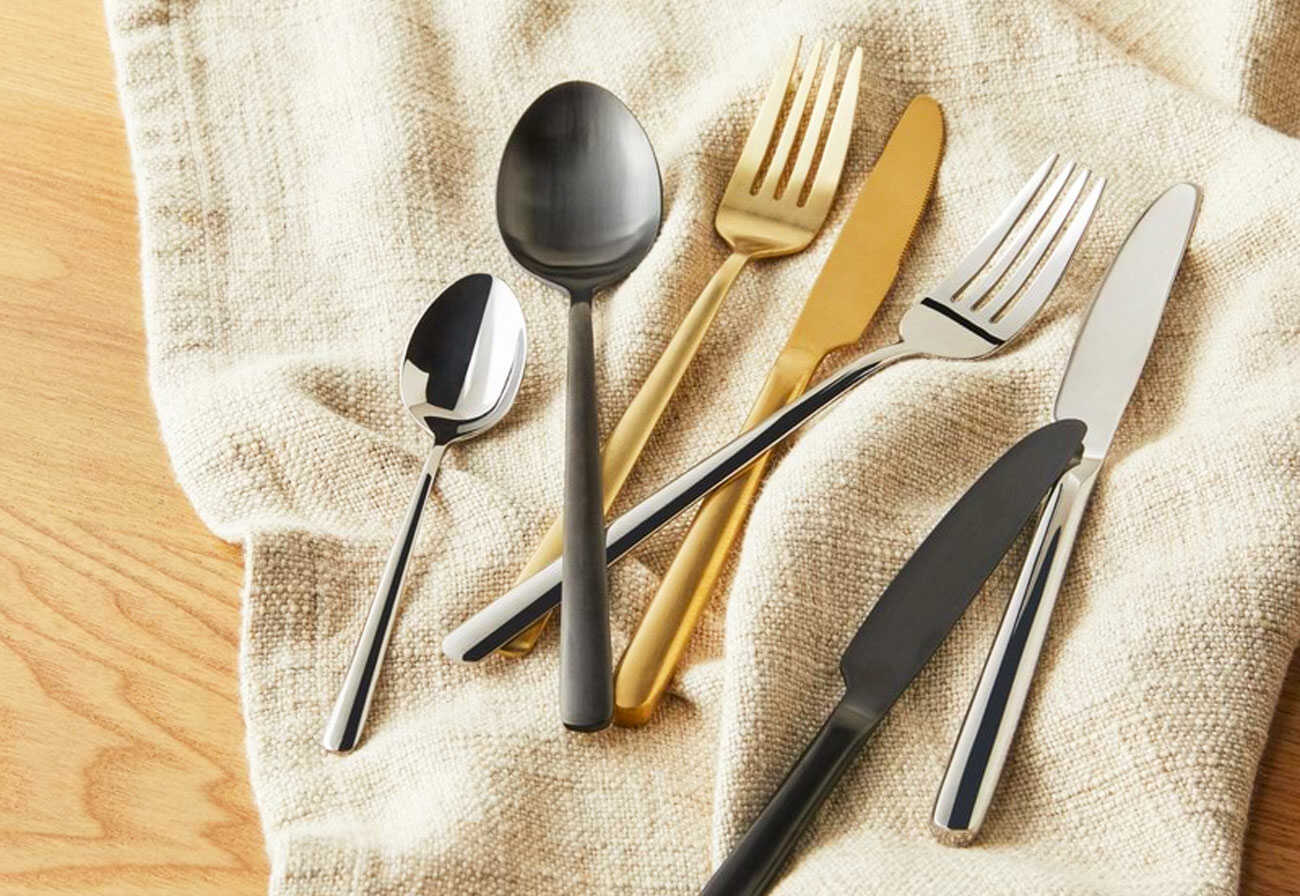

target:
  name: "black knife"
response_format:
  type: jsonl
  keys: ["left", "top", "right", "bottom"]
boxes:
{"left": 699, "top": 418, "right": 1086, "bottom": 896}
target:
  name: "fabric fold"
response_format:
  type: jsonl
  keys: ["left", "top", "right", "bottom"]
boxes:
{"left": 109, "top": 0, "right": 1300, "bottom": 892}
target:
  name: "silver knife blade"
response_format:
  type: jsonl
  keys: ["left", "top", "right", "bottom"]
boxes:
{"left": 1054, "top": 183, "right": 1199, "bottom": 457}
{"left": 841, "top": 419, "right": 1085, "bottom": 713}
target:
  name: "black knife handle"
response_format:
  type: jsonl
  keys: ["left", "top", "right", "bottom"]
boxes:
{"left": 700, "top": 699, "right": 878, "bottom": 896}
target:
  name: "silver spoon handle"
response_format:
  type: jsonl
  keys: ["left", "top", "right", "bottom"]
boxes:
{"left": 322, "top": 444, "right": 446, "bottom": 752}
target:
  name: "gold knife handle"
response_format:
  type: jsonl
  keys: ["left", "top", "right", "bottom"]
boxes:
{"left": 497, "top": 250, "right": 750, "bottom": 656}
{"left": 612, "top": 347, "right": 818, "bottom": 723}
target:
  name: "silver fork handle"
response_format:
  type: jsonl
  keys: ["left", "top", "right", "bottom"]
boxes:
{"left": 323, "top": 444, "right": 445, "bottom": 752}
{"left": 441, "top": 341, "right": 914, "bottom": 662}
{"left": 932, "top": 453, "right": 1101, "bottom": 842}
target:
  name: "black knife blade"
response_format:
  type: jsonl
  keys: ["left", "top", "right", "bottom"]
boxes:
{"left": 700, "top": 418, "right": 1086, "bottom": 896}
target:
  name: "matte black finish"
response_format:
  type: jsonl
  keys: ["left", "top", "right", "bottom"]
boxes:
{"left": 497, "top": 82, "right": 663, "bottom": 293}
{"left": 560, "top": 298, "right": 614, "bottom": 730}
{"left": 497, "top": 81, "right": 661, "bottom": 731}
{"left": 699, "top": 419, "right": 1086, "bottom": 896}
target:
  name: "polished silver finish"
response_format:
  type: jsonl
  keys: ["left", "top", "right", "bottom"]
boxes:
{"left": 442, "top": 157, "right": 1105, "bottom": 663}
{"left": 1055, "top": 184, "right": 1201, "bottom": 457}
{"left": 931, "top": 454, "right": 1100, "bottom": 846}
{"left": 323, "top": 274, "right": 526, "bottom": 752}
{"left": 497, "top": 81, "right": 662, "bottom": 732}
{"left": 932, "top": 183, "right": 1200, "bottom": 843}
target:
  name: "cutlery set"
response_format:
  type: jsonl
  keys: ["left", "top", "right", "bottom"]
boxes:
{"left": 440, "top": 152, "right": 1105, "bottom": 661}
{"left": 322, "top": 38, "right": 1200, "bottom": 895}
{"left": 501, "top": 38, "right": 864, "bottom": 663}
{"left": 616, "top": 84, "right": 938, "bottom": 727}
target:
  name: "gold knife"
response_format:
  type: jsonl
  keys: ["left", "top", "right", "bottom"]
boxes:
{"left": 612, "top": 96, "right": 945, "bottom": 725}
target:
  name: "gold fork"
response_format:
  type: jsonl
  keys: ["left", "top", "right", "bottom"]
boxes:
{"left": 498, "top": 37, "right": 864, "bottom": 655}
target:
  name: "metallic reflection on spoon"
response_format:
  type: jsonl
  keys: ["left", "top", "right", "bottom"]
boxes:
{"left": 322, "top": 273, "right": 526, "bottom": 753}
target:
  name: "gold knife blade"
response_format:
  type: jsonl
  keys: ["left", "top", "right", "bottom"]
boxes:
{"left": 785, "top": 94, "right": 944, "bottom": 355}
{"left": 612, "top": 96, "right": 944, "bottom": 725}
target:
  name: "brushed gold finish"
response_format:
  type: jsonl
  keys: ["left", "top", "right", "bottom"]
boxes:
{"left": 612, "top": 96, "right": 945, "bottom": 724}
{"left": 498, "top": 38, "right": 864, "bottom": 655}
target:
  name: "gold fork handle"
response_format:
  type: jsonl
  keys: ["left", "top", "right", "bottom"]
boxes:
{"left": 497, "top": 250, "right": 750, "bottom": 656}
{"left": 611, "top": 346, "right": 819, "bottom": 724}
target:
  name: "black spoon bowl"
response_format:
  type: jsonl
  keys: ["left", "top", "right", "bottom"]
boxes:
{"left": 497, "top": 81, "right": 662, "bottom": 731}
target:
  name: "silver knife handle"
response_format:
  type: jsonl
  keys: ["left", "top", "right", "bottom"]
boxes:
{"left": 441, "top": 341, "right": 914, "bottom": 662}
{"left": 932, "top": 453, "right": 1101, "bottom": 843}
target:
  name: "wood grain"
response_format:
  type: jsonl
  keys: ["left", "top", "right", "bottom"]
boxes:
{"left": 0, "top": 2, "right": 1293, "bottom": 894}
{"left": 0, "top": 1, "right": 266, "bottom": 893}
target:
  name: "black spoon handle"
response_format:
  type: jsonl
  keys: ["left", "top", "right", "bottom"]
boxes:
{"left": 700, "top": 698, "right": 877, "bottom": 896}
{"left": 560, "top": 294, "right": 613, "bottom": 731}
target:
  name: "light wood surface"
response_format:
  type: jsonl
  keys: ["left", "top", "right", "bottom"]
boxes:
{"left": 0, "top": 3, "right": 1294, "bottom": 893}
{"left": 0, "top": 2, "right": 265, "bottom": 892}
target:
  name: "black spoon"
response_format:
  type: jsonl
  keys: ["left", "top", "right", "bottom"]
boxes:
{"left": 497, "top": 81, "right": 662, "bottom": 731}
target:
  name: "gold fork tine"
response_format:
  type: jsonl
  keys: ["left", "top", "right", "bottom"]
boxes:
{"left": 804, "top": 46, "right": 863, "bottom": 214}
{"left": 762, "top": 39, "right": 823, "bottom": 197}
{"left": 785, "top": 42, "right": 841, "bottom": 201}
{"left": 728, "top": 39, "right": 801, "bottom": 195}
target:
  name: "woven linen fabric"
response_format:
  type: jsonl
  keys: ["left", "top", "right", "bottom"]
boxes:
{"left": 107, "top": 0, "right": 1300, "bottom": 892}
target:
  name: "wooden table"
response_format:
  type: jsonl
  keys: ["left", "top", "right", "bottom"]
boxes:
{"left": 0, "top": 2, "right": 1294, "bottom": 893}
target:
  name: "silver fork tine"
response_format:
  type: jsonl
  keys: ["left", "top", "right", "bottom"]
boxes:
{"left": 805, "top": 46, "right": 863, "bottom": 204}
{"left": 762, "top": 39, "right": 823, "bottom": 196}
{"left": 729, "top": 39, "right": 801, "bottom": 194}
{"left": 785, "top": 42, "right": 840, "bottom": 200}
{"left": 992, "top": 177, "right": 1106, "bottom": 337}
{"left": 981, "top": 170, "right": 1089, "bottom": 320}
{"left": 962, "top": 162, "right": 1074, "bottom": 309}
{"left": 929, "top": 154, "right": 1058, "bottom": 303}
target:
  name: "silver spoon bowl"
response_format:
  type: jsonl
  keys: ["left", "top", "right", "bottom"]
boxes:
{"left": 322, "top": 273, "right": 526, "bottom": 752}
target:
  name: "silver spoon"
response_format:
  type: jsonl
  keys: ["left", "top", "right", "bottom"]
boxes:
{"left": 497, "top": 81, "right": 661, "bottom": 732}
{"left": 322, "top": 273, "right": 527, "bottom": 752}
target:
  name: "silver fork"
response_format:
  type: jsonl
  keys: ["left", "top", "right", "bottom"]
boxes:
{"left": 443, "top": 155, "right": 1106, "bottom": 662}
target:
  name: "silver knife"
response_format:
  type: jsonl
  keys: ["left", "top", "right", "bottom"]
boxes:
{"left": 931, "top": 183, "right": 1201, "bottom": 845}
{"left": 700, "top": 419, "right": 1087, "bottom": 896}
